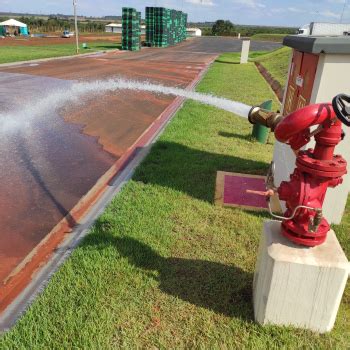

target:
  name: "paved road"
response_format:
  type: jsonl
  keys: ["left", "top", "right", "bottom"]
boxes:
{"left": 0, "top": 37, "right": 280, "bottom": 312}
{"left": 177, "top": 36, "right": 282, "bottom": 53}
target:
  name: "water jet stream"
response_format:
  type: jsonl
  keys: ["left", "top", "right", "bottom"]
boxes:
{"left": 0, "top": 77, "right": 252, "bottom": 134}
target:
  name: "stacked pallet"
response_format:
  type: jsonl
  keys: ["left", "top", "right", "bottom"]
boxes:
{"left": 122, "top": 7, "right": 141, "bottom": 51}
{"left": 145, "top": 7, "right": 187, "bottom": 48}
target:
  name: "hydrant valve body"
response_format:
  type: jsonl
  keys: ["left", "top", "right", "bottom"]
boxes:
{"left": 273, "top": 101, "right": 347, "bottom": 247}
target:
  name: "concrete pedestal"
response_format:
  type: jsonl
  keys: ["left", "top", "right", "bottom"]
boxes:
{"left": 253, "top": 220, "right": 349, "bottom": 333}
{"left": 240, "top": 40, "right": 250, "bottom": 64}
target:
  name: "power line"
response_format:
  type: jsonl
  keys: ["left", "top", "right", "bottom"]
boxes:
{"left": 340, "top": 0, "right": 348, "bottom": 23}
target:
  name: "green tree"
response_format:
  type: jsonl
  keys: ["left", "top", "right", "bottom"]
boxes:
{"left": 212, "top": 20, "right": 236, "bottom": 36}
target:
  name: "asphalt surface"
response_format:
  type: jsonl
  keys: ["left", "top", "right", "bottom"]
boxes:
{"left": 0, "top": 36, "right": 280, "bottom": 312}
{"left": 173, "top": 36, "right": 281, "bottom": 53}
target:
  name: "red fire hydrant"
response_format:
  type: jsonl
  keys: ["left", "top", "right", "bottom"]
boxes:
{"left": 274, "top": 102, "right": 346, "bottom": 246}
{"left": 249, "top": 94, "right": 350, "bottom": 247}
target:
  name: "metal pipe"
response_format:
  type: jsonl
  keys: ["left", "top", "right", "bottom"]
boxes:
{"left": 73, "top": 0, "right": 79, "bottom": 54}
{"left": 248, "top": 106, "right": 283, "bottom": 131}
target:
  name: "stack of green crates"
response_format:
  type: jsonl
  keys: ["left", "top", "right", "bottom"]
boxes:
{"left": 122, "top": 7, "right": 141, "bottom": 51}
{"left": 145, "top": 7, "right": 154, "bottom": 46}
{"left": 145, "top": 7, "right": 187, "bottom": 48}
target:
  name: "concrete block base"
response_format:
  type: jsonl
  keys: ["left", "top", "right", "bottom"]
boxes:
{"left": 253, "top": 220, "right": 349, "bottom": 333}
{"left": 240, "top": 40, "right": 250, "bottom": 64}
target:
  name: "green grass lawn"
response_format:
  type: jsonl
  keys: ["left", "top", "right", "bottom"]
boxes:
{"left": 0, "top": 53, "right": 349, "bottom": 349}
{"left": 251, "top": 33, "right": 289, "bottom": 42}
{"left": 0, "top": 42, "right": 121, "bottom": 64}
{"left": 253, "top": 47, "right": 292, "bottom": 87}
{"left": 215, "top": 51, "right": 269, "bottom": 65}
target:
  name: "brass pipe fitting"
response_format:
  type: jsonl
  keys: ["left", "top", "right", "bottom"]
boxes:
{"left": 248, "top": 106, "right": 284, "bottom": 131}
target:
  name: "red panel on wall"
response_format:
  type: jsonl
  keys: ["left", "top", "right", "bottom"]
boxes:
{"left": 283, "top": 50, "right": 319, "bottom": 115}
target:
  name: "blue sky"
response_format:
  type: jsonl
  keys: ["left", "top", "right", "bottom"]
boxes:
{"left": 1, "top": 0, "right": 349, "bottom": 26}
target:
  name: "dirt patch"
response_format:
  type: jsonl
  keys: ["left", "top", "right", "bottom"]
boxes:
{"left": 0, "top": 33, "right": 121, "bottom": 47}
{"left": 255, "top": 62, "right": 284, "bottom": 102}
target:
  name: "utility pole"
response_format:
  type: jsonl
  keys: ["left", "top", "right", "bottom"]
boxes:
{"left": 73, "top": 0, "right": 79, "bottom": 54}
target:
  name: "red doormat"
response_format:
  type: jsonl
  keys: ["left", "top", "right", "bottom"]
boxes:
{"left": 215, "top": 171, "right": 281, "bottom": 212}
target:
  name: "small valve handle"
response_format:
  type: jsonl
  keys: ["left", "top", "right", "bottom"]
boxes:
{"left": 332, "top": 94, "right": 350, "bottom": 127}
{"left": 246, "top": 189, "right": 274, "bottom": 197}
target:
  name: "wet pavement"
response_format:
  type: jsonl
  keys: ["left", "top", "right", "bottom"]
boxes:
{"left": 0, "top": 37, "right": 280, "bottom": 312}
{"left": 0, "top": 73, "right": 116, "bottom": 294}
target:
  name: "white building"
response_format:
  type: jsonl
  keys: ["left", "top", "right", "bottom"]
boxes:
{"left": 186, "top": 28, "right": 202, "bottom": 37}
{"left": 105, "top": 23, "right": 146, "bottom": 35}
{"left": 105, "top": 23, "right": 122, "bottom": 33}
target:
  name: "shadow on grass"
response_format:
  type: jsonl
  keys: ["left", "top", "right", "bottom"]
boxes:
{"left": 88, "top": 44, "right": 121, "bottom": 50}
{"left": 214, "top": 59, "right": 240, "bottom": 65}
{"left": 133, "top": 141, "right": 269, "bottom": 203}
{"left": 83, "top": 233, "right": 254, "bottom": 320}
{"left": 218, "top": 131, "right": 253, "bottom": 141}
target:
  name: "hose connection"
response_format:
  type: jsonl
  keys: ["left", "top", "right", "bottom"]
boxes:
{"left": 248, "top": 106, "right": 283, "bottom": 131}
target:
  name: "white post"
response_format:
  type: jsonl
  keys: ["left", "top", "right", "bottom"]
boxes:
{"left": 253, "top": 220, "right": 349, "bottom": 333}
{"left": 238, "top": 33, "right": 241, "bottom": 39}
{"left": 73, "top": 0, "right": 79, "bottom": 54}
{"left": 240, "top": 40, "right": 250, "bottom": 64}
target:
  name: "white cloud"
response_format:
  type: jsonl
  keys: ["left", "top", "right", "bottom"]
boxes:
{"left": 270, "top": 7, "right": 300, "bottom": 15}
{"left": 270, "top": 8, "right": 284, "bottom": 14}
{"left": 231, "top": 0, "right": 266, "bottom": 9}
{"left": 271, "top": 5, "right": 343, "bottom": 20}
{"left": 185, "top": 0, "right": 215, "bottom": 6}
{"left": 319, "top": 9, "right": 341, "bottom": 18}
{"left": 287, "top": 7, "right": 304, "bottom": 13}
{"left": 326, "top": 0, "right": 346, "bottom": 4}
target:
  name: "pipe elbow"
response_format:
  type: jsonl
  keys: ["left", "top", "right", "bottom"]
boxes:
{"left": 274, "top": 103, "right": 335, "bottom": 147}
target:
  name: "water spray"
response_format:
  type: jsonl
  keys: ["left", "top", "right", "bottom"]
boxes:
{"left": 0, "top": 77, "right": 252, "bottom": 134}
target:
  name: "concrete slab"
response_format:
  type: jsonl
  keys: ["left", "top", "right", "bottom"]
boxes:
{"left": 215, "top": 172, "right": 268, "bottom": 210}
{"left": 215, "top": 171, "right": 281, "bottom": 212}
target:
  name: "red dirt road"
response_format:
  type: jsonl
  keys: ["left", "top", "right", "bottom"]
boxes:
{"left": 0, "top": 38, "right": 216, "bottom": 312}
{"left": 0, "top": 33, "right": 121, "bottom": 46}
{"left": 0, "top": 37, "right": 281, "bottom": 314}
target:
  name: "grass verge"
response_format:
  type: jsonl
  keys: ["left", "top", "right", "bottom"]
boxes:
{"left": 253, "top": 46, "right": 292, "bottom": 87}
{"left": 0, "top": 42, "right": 120, "bottom": 64}
{"left": 0, "top": 53, "right": 349, "bottom": 349}
{"left": 214, "top": 51, "right": 269, "bottom": 65}
{"left": 251, "top": 33, "right": 289, "bottom": 42}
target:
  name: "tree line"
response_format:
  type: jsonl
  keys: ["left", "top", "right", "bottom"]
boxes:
{"left": 0, "top": 16, "right": 296, "bottom": 36}
{"left": 0, "top": 16, "right": 107, "bottom": 33}
{"left": 200, "top": 20, "right": 296, "bottom": 37}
